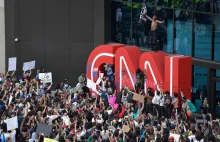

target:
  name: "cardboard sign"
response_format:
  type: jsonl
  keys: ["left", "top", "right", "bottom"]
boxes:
{"left": 39, "top": 72, "right": 53, "bottom": 83}
{"left": 36, "top": 123, "right": 53, "bottom": 137}
{"left": 23, "top": 60, "right": 35, "bottom": 71}
{"left": 8, "top": 57, "right": 17, "bottom": 71}
{"left": 4, "top": 116, "right": 18, "bottom": 131}
{"left": 122, "top": 125, "right": 129, "bottom": 133}
{"left": 132, "top": 93, "right": 145, "bottom": 103}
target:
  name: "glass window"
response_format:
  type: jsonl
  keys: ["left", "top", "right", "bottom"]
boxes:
{"left": 194, "top": 0, "right": 211, "bottom": 12}
{"left": 174, "top": 10, "right": 192, "bottom": 56}
{"left": 132, "top": 4, "right": 154, "bottom": 48}
{"left": 194, "top": 13, "right": 212, "bottom": 60}
{"left": 111, "top": 1, "right": 132, "bottom": 44}
{"left": 214, "top": 15, "right": 220, "bottom": 62}
{"left": 214, "top": 0, "right": 220, "bottom": 13}
{"left": 217, "top": 70, "right": 220, "bottom": 77}
{"left": 157, "top": 0, "right": 172, "bottom": 8}
{"left": 192, "top": 66, "right": 208, "bottom": 112}
{"left": 174, "top": 0, "right": 192, "bottom": 9}
{"left": 215, "top": 82, "right": 220, "bottom": 115}
{"left": 155, "top": 8, "right": 174, "bottom": 53}
{"left": 132, "top": 0, "right": 154, "bottom": 5}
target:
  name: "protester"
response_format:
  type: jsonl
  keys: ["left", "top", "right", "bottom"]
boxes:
{"left": 0, "top": 67, "right": 219, "bottom": 142}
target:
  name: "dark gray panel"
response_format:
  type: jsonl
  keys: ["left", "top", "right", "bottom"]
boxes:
{"left": 5, "top": 0, "right": 15, "bottom": 71}
{"left": 45, "top": 0, "right": 70, "bottom": 85}
{"left": 4, "top": 0, "right": 14, "bottom": 42}
{"left": 45, "top": 44, "right": 69, "bottom": 85}
{"left": 69, "top": 43, "right": 94, "bottom": 85}
{"left": 19, "top": 42, "right": 45, "bottom": 72}
{"left": 45, "top": 0, "right": 69, "bottom": 44}
{"left": 19, "top": 0, "right": 45, "bottom": 42}
{"left": 70, "top": 0, "right": 94, "bottom": 43}
{"left": 93, "top": 0, "right": 105, "bottom": 45}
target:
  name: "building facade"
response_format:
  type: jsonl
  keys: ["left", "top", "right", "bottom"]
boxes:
{"left": 110, "top": 0, "right": 220, "bottom": 118}
{"left": 4, "top": 0, "right": 220, "bottom": 118}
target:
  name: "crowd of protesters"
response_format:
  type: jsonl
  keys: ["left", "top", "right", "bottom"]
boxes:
{"left": 0, "top": 64, "right": 220, "bottom": 142}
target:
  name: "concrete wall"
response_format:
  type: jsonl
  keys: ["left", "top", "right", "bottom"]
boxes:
{"left": 0, "top": 0, "right": 5, "bottom": 73}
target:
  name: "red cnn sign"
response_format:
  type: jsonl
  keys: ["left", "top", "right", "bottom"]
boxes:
{"left": 86, "top": 44, "right": 192, "bottom": 100}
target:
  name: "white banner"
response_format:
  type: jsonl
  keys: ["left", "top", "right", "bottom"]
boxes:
{"left": 39, "top": 72, "right": 52, "bottom": 83}
{"left": 23, "top": 60, "right": 35, "bottom": 71}
{"left": 4, "top": 116, "right": 18, "bottom": 131}
{"left": 8, "top": 57, "right": 17, "bottom": 71}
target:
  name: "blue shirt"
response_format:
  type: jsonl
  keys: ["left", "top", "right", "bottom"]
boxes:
{"left": 36, "top": 74, "right": 39, "bottom": 80}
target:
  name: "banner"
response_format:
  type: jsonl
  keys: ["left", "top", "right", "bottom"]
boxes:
{"left": 39, "top": 72, "right": 52, "bottom": 83}
{"left": 8, "top": 57, "right": 17, "bottom": 71}
{"left": 4, "top": 116, "right": 18, "bottom": 131}
{"left": 23, "top": 60, "right": 35, "bottom": 71}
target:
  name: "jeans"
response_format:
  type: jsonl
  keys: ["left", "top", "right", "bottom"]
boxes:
{"left": 107, "top": 74, "right": 114, "bottom": 84}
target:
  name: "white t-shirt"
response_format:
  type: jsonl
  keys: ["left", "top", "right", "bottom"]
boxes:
{"left": 47, "top": 115, "right": 59, "bottom": 125}
{"left": 152, "top": 93, "right": 161, "bottom": 105}
{"left": 159, "top": 96, "right": 165, "bottom": 106}
{"left": 101, "top": 130, "right": 109, "bottom": 140}
{"left": 188, "top": 135, "right": 196, "bottom": 142}
{"left": 0, "top": 130, "right": 16, "bottom": 142}
{"left": 61, "top": 115, "right": 70, "bottom": 125}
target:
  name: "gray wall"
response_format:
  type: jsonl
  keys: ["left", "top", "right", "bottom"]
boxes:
{"left": 0, "top": 0, "right": 5, "bottom": 73}
{"left": 5, "top": 0, "right": 109, "bottom": 86}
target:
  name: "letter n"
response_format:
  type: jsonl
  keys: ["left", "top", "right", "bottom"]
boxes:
{"left": 139, "top": 51, "right": 166, "bottom": 93}
{"left": 115, "top": 46, "right": 142, "bottom": 91}
{"left": 164, "top": 55, "right": 192, "bottom": 100}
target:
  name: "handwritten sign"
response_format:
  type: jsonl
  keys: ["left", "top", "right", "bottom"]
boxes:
{"left": 4, "top": 116, "right": 18, "bottom": 131}
{"left": 8, "top": 57, "right": 17, "bottom": 71}
{"left": 23, "top": 60, "right": 35, "bottom": 71}
{"left": 39, "top": 72, "right": 52, "bottom": 83}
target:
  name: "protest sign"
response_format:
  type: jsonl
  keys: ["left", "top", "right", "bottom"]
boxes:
{"left": 8, "top": 57, "right": 17, "bottom": 71}
{"left": 39, "top": 72, "right": 52, "bottom": 83}
{"left": 36, "top": 123, "right": 53, "bottom": 137}
{"left": 23, "top": 60, "right": 35, "bottom": 71}
{"left": 96, "top": 73, "right": 104, "bottom": 85}
{"left": 44, "top": 138, "right": 58, "bottom": 142}
{"left": 122, "top": 125, "right": 129, "bottom": 133}
{"left": 4, "top": 116, "right": 18, "bottom": 131}
{"left": 133, "top": 93, "right": 145, "bottom": 103}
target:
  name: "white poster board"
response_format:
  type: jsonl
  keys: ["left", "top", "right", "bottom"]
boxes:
{"left": 8, "top": 57, "right": 17, "bottom": 71}
{"left": 4, "top": 116, "right": 18, "bottom": 131}
{"left": 87, "top": 78, "right": 99, "bottom": 94}
{"left": 23, "top": 60, "right": 35, "bottom": 71}
{"left": 39, "top": 72, "right": 52, "bottom": 83}
{"left": 96, "top": 73, "right": 104, "bottom": 85}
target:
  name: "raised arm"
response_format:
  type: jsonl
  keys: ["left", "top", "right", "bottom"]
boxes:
{"left": 156, "top": 20, "right": 164, "bottom": 24}
{"left": 145, "top": 14, "right": 153, "bottom": 21}
{"left": 180, "top": 89, "right": 184, "bottom": 98}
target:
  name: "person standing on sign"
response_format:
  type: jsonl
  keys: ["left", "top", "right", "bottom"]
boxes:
{"left": 143, "top": 14, "right": 164, "bottom": 51}
{"left": 105, "top": 64, "right": 114, "bottom": 84}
